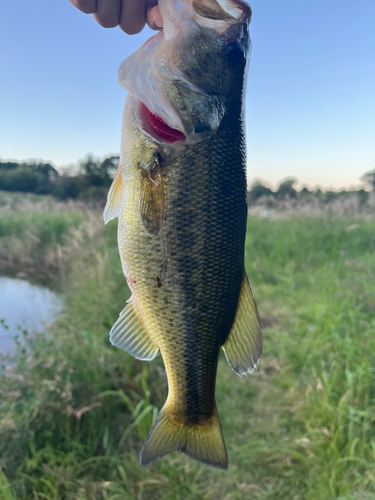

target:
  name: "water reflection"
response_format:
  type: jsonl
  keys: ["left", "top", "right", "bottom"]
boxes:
{"left": 0, "top": 276, "right": 63, "bottom": 354}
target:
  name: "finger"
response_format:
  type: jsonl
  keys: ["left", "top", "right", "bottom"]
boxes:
{"left": 119, "top": 0, "right": 147, "bottom": 35}
{"left": 146, "top": 5, "right": 163, "bottom": 30}
{"left": 94, "top": 0, "right": 121, "bottom": 28}
{"left": 68, "top": 0, "right": 97, "bottom": 15}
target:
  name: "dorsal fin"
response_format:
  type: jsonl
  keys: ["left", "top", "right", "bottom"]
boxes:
{"left": 222, "top": 272, "right": 262, "bottom": 377}
{"left": 103, "top": 167, "right": 123, "bottom": 224}
{"left": 110, "top": 300, "right": 159, "bottom": 361}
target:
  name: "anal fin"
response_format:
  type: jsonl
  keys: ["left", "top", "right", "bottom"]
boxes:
{"left": 222, "top": 272, "right": 262, "bottom": 377}
{"left": 110, "top": 301, "right": 159, "bottom": 361}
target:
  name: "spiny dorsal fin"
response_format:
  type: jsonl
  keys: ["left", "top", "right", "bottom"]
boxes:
{"left": 110, "top": 300, "right": 159, "bottom": 361}
{"left": 103, "top": 167, "right": 123, "bottom": 224}
{"left": 222, "top": 272, "right": 262, "bottom": 377}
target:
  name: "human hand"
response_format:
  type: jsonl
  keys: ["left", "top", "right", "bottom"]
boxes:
{"left": 68, "top": 0, "right": 163, "bottom": 34}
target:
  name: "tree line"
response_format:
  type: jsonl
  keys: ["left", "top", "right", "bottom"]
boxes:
{"left": 0, "top": 156, "right": 119, "bottom": 201}
{"left": 248, "top": 174, "right": 374, "bottom": 205}
{"left": 0, "top": 156, "right": 374, "bottom": 205}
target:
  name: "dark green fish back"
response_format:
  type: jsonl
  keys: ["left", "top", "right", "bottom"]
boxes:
{"left": 160, "top": 109, "right": 247, "bottom": 421}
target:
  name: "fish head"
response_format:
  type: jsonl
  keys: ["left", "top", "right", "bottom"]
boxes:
{"left": 119, "top": 0, "right": 251, "bottom": 144}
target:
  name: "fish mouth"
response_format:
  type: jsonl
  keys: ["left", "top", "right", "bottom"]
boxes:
{"left": 120, "top": 0, "right": 251, "bottom": 144}
{"left": 137, "top": 102, "right": 186, "bottom": 144}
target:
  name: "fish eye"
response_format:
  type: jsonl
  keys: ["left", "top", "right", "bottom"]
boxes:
{"left": 225, "top": 41, "right": 246, "bottom": 66}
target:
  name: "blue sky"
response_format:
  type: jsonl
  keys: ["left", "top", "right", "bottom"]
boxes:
{"left": 0, "top": 0, "right": 374, "bottom": 190}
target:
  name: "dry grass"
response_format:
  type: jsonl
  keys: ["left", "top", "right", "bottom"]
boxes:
{"left": 248, "top": 194, "right": 375, "bottom": 220}
{"left": 0, "top": 192, "right": 105, "bottom": 282}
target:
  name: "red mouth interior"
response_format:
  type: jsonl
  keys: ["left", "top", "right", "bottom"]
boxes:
{"left": 144, "top": 106, "right": 185, "bottom": 143}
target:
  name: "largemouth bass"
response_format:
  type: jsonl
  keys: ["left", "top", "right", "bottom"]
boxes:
{"left": 104, "top": 0, "right": 262, "bottom": 470}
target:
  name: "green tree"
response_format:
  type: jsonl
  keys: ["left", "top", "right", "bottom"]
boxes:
{"left": 248, "top": 181, "right": 273, "bottom": 203}
{"left": 79, "top": 155, "right": 118, "bottom": 187}
{"left": 0, "top": 156, "right": 119, "bottom": 200}
{"left": 357, "top": 189, "right": 369, "bottom": 205}
{"left": 0, "top": 161, "right": 58, "bottom": 194}
{"left": 276, "top": 178, "right": 297, "bottom": 199}
{"left": 299, "top": 186, "right": 310, "bottom": 196}
{"left": 361, "top": 169, "right": 375, "bottom": 191}
{"left": 53, "top": 174, "right": 85, "bottom": 199}
{"left": 75, "top": 155, "right": 119, "bottom": 201}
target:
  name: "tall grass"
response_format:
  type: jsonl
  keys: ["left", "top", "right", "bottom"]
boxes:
{"left": 242, "top": 218, "right": 375, "bottom": 499}
{"left": 0, "top": 190, "right": 97, "bottom": 280}
{"left": 248, "top": 192, "right": 374, "bottom": 219}
{"left": 0, "top": 196, "right": 374, "bottom": 499}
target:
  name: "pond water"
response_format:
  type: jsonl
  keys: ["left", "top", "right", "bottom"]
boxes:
{"left": 0, "top": 276, "right": 63, "bottom": 355}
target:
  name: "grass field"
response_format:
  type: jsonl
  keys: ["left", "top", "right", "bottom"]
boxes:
{"left": 0, "top": 193, "right": 374, "bottom": 499}
{"left": 0, "top": 191, "right": 85, "bottom": 282}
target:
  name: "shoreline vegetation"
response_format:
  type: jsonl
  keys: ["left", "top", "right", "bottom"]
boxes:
{"left": 0, "top": 191, "right": 375, "bottom": 499}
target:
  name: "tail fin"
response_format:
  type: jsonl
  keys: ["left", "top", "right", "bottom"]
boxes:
{"left": 140, "top": 403, "right": 228, "bottom": 469}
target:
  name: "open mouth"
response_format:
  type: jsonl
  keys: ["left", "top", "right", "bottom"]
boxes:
{"left": 141, "top": 104, "right": 185, "bottom": 143}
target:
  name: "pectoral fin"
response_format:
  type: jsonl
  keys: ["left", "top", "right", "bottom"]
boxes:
{"left": 110, "top": 301, "right": 159, "bottom": 361}
{"left": 222, "top": 272, "right": 262, "bottom": 377}
{"left": 103, "top": 167, "right": 123, "bottom": 224}
{"left": 139, "top": 159, "right": 165, "bottom": 235}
